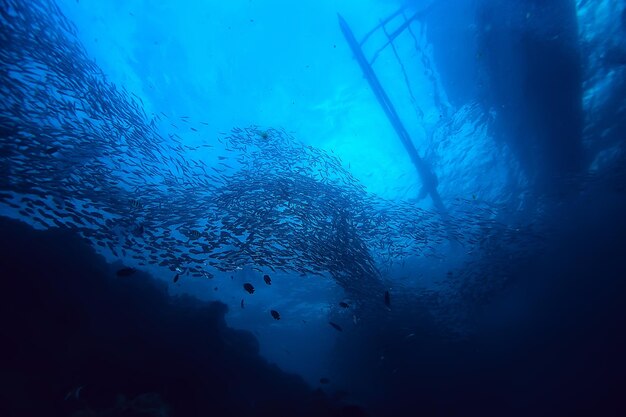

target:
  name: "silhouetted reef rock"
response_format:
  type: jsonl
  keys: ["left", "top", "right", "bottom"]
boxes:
{"left": 0, "top": 217, "right": 361, "bottom": 417}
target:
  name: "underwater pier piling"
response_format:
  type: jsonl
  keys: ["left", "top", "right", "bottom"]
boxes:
{"left": 337, "top": 12, "right": 447, "bottom": 218}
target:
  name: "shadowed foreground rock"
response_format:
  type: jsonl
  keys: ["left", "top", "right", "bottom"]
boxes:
{"left": 0, "top": 217, "right": 366, "bottom": 417}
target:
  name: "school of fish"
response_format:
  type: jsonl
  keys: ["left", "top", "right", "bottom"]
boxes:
{"left": 0, "top": 0, "right": 560, "bottom": 320}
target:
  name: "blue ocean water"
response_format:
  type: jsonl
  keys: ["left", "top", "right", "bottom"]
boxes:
{"left": 1, "top": 0, "right": 625, "bottom": 416}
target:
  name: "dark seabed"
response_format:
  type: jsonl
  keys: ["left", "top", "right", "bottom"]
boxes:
{"left": 2, "top": 192, "right": 625, "bottom": 415}
{"left": 0, "top": 216, "right": 356, "bottom": 417}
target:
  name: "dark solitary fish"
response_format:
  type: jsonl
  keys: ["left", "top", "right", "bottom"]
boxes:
{"left": 270, "top": 310, "right": 280, "bottom": 320}
{"left": 173, "top": 273, "right": 180, "bottom": 283}
{"left": 339, "top": 301, "right": 349, "bottom": 308}
{"left": 116, "top": 267, "right": 137, "bottom": 277}
{"left": 45, "top": 146, "right": 60, "bottom": 155}
{"left": 319, "top": 378, "right": 330, "bottom": 384}
{"left": 240, "top": 299, "right": 245, "bottom": 309}
{"left": 133, "top": 223, "right": 144, "bottom": 236}
{"left": 243, "top": 283, "right": 255, "bottom": 294}
{"left": 328, "top": 322, "right": 343, "bottom": 332}
{"left": 130, "top": 199, "right": 142, "bottom": 209}
{"left": 263, "top": 274, "right": 272, "bottom": 285}
{"left": 384, "top": 290, "right": 391, "bottom": 308}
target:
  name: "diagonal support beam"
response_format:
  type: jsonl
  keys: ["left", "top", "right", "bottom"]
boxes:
{"left": 337, "top": 14, "right": 447, "bottom": 217}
